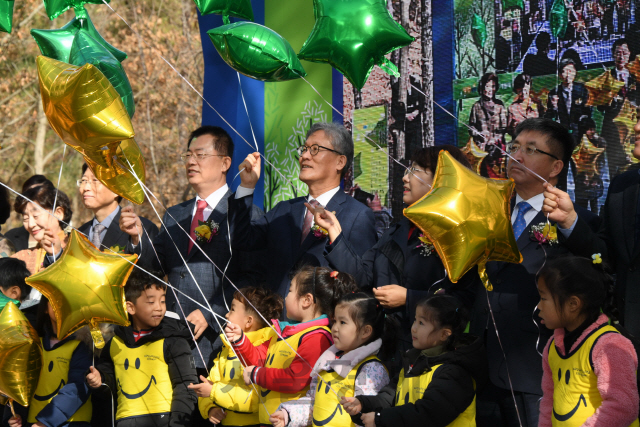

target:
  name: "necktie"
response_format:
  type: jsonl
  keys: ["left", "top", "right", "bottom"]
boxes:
{"left": 513, "top": 201, "right": 533, "bottom": 240}
{"left": 91, "top": 224, "right": 106, "bottom": 249}
{"left": 301, "top": 199, "right": 320, "bottom": 243}
{"left": 189, "top": 199, "right": 209, "bottom": 253}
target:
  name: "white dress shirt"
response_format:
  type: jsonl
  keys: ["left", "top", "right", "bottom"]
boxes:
{"left": 192, "top": 184, "right": 229, "bottom": 221}
{"left": 305, "top": 186, "right": 341, "bottom": 228}
{"left": 511, "top": 193, "right": 545, "bottom": 227}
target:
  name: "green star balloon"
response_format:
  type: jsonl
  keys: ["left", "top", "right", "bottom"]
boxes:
{"left": 208, "top": 22, "right": 306, "bottom": 82}
{"left": 298, "top": 0, "right": 414, "bottom": 90}
{"left": 192, "top": 0, "right": 253, "bottom": 22}
{"left": 44, "top": 0, "right": 111, "bottom": 20}
{"left": 32, "top": 7, "right": 127, "bottom": 63}
{"left": 471, "top": 14, "right": 487, "bottom": 47}
{"left": 69, "top": 32, "right": 134, "bottom": 117}
{"left": 0, "top": 0, "right": 14, "bottom": 33}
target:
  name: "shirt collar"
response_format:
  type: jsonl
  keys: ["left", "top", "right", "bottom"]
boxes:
{"left": 515, "top": 192, "right": 544, "bottom": 213}
{"left": 196, "top": 184, "right": 229, "bottom": 210}
{"left": 93, "top": 205, "right": 120, "bottom": 229}
{"left": 309, "top": 186, "right": 341, "bottom": 207}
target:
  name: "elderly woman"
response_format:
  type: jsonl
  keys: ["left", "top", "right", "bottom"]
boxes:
{"left": 507, "top": 73, "right": 544, "bottom": 136}
{"left": 312, "top": 145, "right": 480, "bottom": 375}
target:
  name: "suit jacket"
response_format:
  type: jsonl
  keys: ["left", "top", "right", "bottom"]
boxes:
{"left": 78, "top": 207, "right": 159, "bottom": 253}
{"left": 229, "top": 189, "right": 377, "bottom": 299}
{"left": 545, "top": 83, "right": 592, "bottom": 136}
{"left": 562, "top": 168, "right": 640, "bottom": 335}
{"left": 470, "top": 202, "right": 601, "bottom": 395}
{"left": 325, "top": 217, "right": 479, "bottom": 349}
{"left": 136, "top": 190, "right": 264, "bottom": 368}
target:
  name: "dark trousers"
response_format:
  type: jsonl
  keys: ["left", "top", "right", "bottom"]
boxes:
{"left": 116, "top": 414, "right": 169, "bottom": 427}
{"left": 476, "top": 381, "right": 541, "bottom": 427}
{"left": 192, "top": 367, "right": 212, "bottom": 427}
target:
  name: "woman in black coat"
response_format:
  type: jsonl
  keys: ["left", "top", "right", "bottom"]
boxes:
{"left": 312, "top": 145, "right": 480, "bottom": 373}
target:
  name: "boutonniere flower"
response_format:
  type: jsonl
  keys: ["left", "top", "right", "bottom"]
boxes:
{"left": 109, "top": 245, "right": 125, "bottom": 254}
{"left": 194, "top": 219, "right": 219, "bottom": 243}
{"left": 530, "top": 222, "right": 558, "bottom": 245}
{"left": 416, "top": 233, "right": 436, "bottom": 257}
{"left": 311, "top": 224, "right": 329, "bottom": 239}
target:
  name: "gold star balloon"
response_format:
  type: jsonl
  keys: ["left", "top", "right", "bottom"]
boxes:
{"left": 585, "top": 69, "right": 625, "bottom": 106}
{"left": 461, "top": 138, "right": 488, "bottom": 175}
{"left": 614, "top": 99, "right": 638, "bottom": 139}
{"left": 37, "top": 56, "right": 145, "bottom": 204}
{"left": 627, "top": 56, "right": 640, "bottom": 80}
{"left": 572, "top": 135, "right": 605, "bottom": 179}
{"left": 404, "top": 151, "right": 522, "bottom": 291}
{"left": 0, "top": 302, "right": 43, "bottom": 407}
{"left": 26, "top": 230, "right": 137, "bottom": 348}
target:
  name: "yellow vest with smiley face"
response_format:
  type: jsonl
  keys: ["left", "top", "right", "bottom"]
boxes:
{"left": 28, "top": 339, "right": 92, "bottom": 423}
{"left": 110, "top": 335, "right": 173, "bottom": 420}
{"left": 548, "top": 324, "right": 639, "bottom": 427}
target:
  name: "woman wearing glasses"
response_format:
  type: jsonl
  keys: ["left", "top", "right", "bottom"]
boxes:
{"left": 312, "top": 145, "right": 480, "bottom": 375}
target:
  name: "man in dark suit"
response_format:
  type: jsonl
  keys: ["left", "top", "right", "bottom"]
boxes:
{"left": 77, "top": 163, "right": 158, "bottom": 253}
{"left": 522, "top": 31, "right": 556, "bottom": 77}
{"left": 545, "top": 58, "right": 592, "bottom": 140}
{"left": 230, "top": 122, "right": 377, "bottom": 300}
{"left": 472, "top": 118, "right": 600, "bottom": 427}
{"left": 543, "top": 110, "right": 640, "bottom": 335}
{"left": 599, "top": 38, "right": 637, "bottom": 178}
{"left": 121, "top": 126, "right": 263, "bottom": 376}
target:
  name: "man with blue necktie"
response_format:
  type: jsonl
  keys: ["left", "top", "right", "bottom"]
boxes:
{"left": 472, "top": 118, "right": 600, "bottom": 427}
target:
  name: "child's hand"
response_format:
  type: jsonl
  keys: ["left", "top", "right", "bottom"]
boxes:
{"left": 269, "top": 409, "right": 287, "bottom": 427}
{"left": 86, "top": 366, "right": 102, "bottom": 389}
{"left": 361, "top": 412, "right": 376, "bottom": 427}
{"left": 208, "top": 407, "right": 226, "bottom": 424}
{"left": 8, "top": 415, "right": 21, "bottom": 427}
{"left": 340, "top": 396, "right": 362, "bottom": 415}
{"left": 188, "top": 375, "right": 213, "bottom": 397}
{"left": 243, "top": 365, "right": 256, "bottom": 385}
{"left": 224, "top": 322, "right": 243, "bottom": 343}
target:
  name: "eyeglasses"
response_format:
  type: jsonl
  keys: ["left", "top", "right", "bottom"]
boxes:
{"left": 180, "top": 153, "right": 227, "bottom": 162}
{"left": 76, "top": 179, "right": 101, "bottom": 188}
{"left": 506, "top": 143, "right": 559, "bottom": 160}
{"left": 296, "top": 144, "right": 343, "bottom": 157}
{"left": 403, "top": 166, "right": 427, "bottom": 176}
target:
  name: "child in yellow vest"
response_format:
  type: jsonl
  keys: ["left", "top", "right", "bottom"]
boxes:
{"left": 7, "top": 297, "right": 93, "bottom": 427}
{"left": 224, "top": 267, "right": 359, "bottom": 426}
{"left": 85, "top": 270, "right": 198, "bottom": 427}
{"left": 355, "top": 295, "right": 488, "bottom": 427}
{"left": 537, "top": 255, "right": 639, "bottom": 427}
{"left": 189, "top": 287, "right": 283, "bottom": 426}
{"left": 270, "top": 292, "right": 393, "bottom": 427}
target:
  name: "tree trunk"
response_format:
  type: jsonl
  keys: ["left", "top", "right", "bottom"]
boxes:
{"left": 421, "top": 0, "right": 434, "bottom": 146}
{"left": 34, "top": 98, "right": 48, "bottom": 175}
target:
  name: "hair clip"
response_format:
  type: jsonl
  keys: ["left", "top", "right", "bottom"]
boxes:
{"left": 455, "top": 307, "right": 459, "bottom": 312}
{"left": 592, "top": 253, "right": 602, "bottom": 265}
{"left": 330, "top": 271, "right": 339, "bottom": 278}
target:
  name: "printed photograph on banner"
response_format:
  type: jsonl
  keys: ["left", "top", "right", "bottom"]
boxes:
{"left": 453, "top": 0, "right": 640, "bottom": 215}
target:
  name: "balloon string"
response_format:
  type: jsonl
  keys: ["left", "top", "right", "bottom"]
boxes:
{"left": 121, "top": 162, "right": 343, "bottom": 400}
{"left": 138, "top": 223, "right": 209, "bottom": 370}
{"left": 98, "top": 0, "right": 300, "bottom": 198}
{"left": 485, "top": 288, "right": 524, "bottom": 427}
{"left": 237, "top": 72, "right": 259, "bottom": 152}
{"left": 50, "top": 144, "right": 68, "bottom": 263}
{"left": 532, "top": 212, "right": 553, "bottom": 357}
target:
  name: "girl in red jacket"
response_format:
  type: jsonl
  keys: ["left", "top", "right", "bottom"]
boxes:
{"left": 537, "top": 254, "right": 639, "bottom": 427}
{"left": 224, "top": 266, "right": 358, "bottom": 426}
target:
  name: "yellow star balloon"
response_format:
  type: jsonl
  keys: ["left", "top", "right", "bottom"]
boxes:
{"left": 26, "top": 230, "right": 137, "bottom": 348}
{"left": 37, "top": 56, "right": 145, "bottom": 204}
{"left": 572, "top": 135, "right": 605, "bottom": 179}
{"left": 627, "top": 56, "right": 640, "bottom": 80}
{"left": 585, "top": 69, "right": 625, "bottom": 107}
{"left": 461, "top": 138, "right": 488, "bottom": 175}
{"left": 613, "top": 99, "right": 638, "bottom": 137}
{"left": 404, "top": 151, "right": 521, "bottom": 291}
{"left": 0, "top": 302, "right": 43, "bottom": 407}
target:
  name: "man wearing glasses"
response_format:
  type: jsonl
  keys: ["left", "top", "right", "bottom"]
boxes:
{"left": 230, "top": 122, "right": 377, "bottom": 301}
{"left": 119, "top": 126, "right": 264, "bottom": 387}
{"left": 472, "top": 118, "right": 600, "bottom": 427}
{"left": 76, "top": 164, "right": 158, "bottom": 254}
